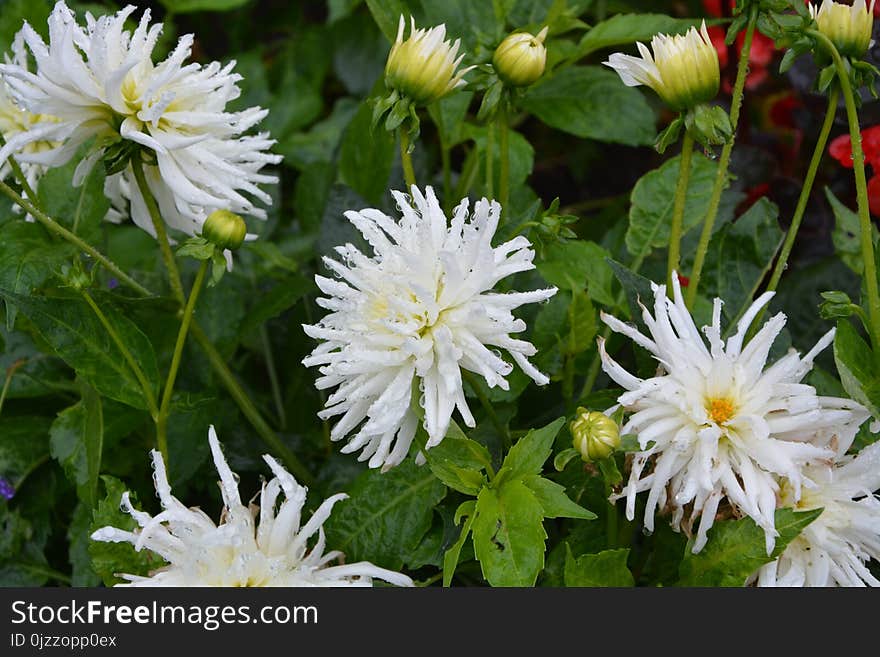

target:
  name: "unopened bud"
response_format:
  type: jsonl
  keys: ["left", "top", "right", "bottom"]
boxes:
{"left": 203, "top": 210, "right": 246, "bottom": 250}
{"left": 493, "top": 27, "right": 549, "bottom": 87}
{"left": 570, "top": 408, "right": 620, "bottom": 462}
{"left": 811, "top": 0, "right": 874, "bottom": 60}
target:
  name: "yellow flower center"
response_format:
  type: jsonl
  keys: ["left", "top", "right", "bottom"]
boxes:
{"left": 706, "top": 397, "right": 735, "bottom": 425}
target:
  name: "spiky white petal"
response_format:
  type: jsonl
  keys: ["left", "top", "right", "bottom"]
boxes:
{"left": 602, "top": 276, "right": 869, "bottom": 554}
{"left": 302, "top": 186, "right": 556, "bottom": 470}
{"left": 0, "top": 1, "right": 281, "bottom": 238}
{"left": 90, "top": 426, "right": 413, "bottom": 587}
{"left": 757, "top": 441, "right": 880, "bottom": 587}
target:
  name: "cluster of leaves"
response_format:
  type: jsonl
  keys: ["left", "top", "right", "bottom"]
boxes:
{"left": 0, "top": 0, "right": 876, "bottom": 588}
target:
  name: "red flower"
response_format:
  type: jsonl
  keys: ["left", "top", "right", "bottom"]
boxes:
{"left": 705, "top": 22, "right": 776, "bottom": 92}
{"left": 829, "top": 126, "right": 880, "bottom": 217}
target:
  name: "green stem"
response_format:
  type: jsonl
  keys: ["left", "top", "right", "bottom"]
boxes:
{"left": 156, "top": 259, "right": 208, "bottom": 465}
{"left": 0, "top": 179, "right": 152, "bottom": 298}
{"left": 486, "top": 120, "right": 495, "bottom": 199}
{"left": 80, "top": 289, "right": 159, "bottom": 419}
{"left": 462, "top": 369, "right": 510, "bottom": 450}
{"left": 399, "top": 130, "right": 417, "bottom": 190}
{"left": 605, "top": 481, "right": 618, "bottom": 548}
{"left": 130, "top": 153, "right": 185, "bottom": 305}
{"left": 810, "top": 30, "right": 880, "bottom": 362}
{"left": 260, "top": 323, "right": 287, "bottom": 430}
{"left": 0, "top": 359, "right": 24, "bottom": 418}
{"left": 765, "top": 87, "right": 840, "bottom": 295}
{"left": 667, "top": 132, "right": 695, "bottom": 291}
{"left": 190, "top": 322, "right": 315, "bottom": 487}
{"left": 498, "top": 105, "right": 510, "bottom": 212}
{"left": 686, "top": 8, "right": 758, "bottom": 307}
{"left": 0, "top": 134, "right": 37, "bottom": 202}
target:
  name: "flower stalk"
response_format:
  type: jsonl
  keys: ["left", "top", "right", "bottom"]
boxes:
{"left": 686, "top": 7, "right": 759, "bottom": 307}
{"left": 399, "top": 129, "right": 417, "bottom": 189}
{"left": 667, "top": 132, "right": 695, "bottom": 291}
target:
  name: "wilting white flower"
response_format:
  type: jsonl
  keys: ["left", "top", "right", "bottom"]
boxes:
{"left": 90, "top": 426, "right": 413, "bottom": 587}
{"left": 0, "top": 1, "right": 281, "bottom": 238}
{"left": 810, "top": 0, "right": 875, "bottom": 59}
{"left": 603, "top": 21, "right": 719, "bottom": 111}
{"left": 600, "top": 276, "right": 869, "bottom": 553}
{"left": 0, "top": 32, "right": 55, "bottom": 198}
{"left": 384, "top": 16, "right": 475, "bottom": 105}
{"left": 757, "top": 441, "right": 880, "bottom": 587}
{"left": 302, "top": 186, "right": 556, "bottom": 470}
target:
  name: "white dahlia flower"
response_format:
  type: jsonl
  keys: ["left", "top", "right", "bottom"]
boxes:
{"left": 90, "top": 426, "right": 413, "bottom": 587}
{"left": 603, "top": 21, "right": 720, "bottom": 111}
{"left": 0, "top": 32, "right": 55, "bottom": 198}
{"left": 600, "top": 276, "right": 869, "bottom": 553}
{"left": 0, "top": 1, "right": 280, "bottom": 237}
{"left": 302, "top": 186, "right": 556, "bottom": 470}
{"left": 756, "top": 441, "right": 880, "bottom": 587}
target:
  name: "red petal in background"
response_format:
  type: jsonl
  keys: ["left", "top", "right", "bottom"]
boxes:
{"left": 829, "top": 133, "right": 855, "bottom": 168}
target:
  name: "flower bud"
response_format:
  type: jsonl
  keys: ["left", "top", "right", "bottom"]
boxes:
{"left": 604, "top": 21, "right": 720, "bottom": 112}
{"left": 493, "top": 27, "right": 549, "bottom": 87}
{"left": 570, "top": 408, "right": 620, "bottom": 462}
{"left": 811, "top": 0, "right": 875, "bottom": 59}
{"left": 385, "top": 15, "right": 475, "bottom": 105}
{"left": 202, "top": 209, "right": 247, "bottom": 250}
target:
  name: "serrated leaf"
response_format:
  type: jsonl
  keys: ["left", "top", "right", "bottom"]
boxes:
{"left": 89, "top": 476, "right": 162, "bottom": 586}
{"left": 626, "top": 152, "right": 738, "bottom": 259}
{"left": 701, "top": 197, "right": 784, "bottom": 327}
{"left": 472, "top": 480, "right": 546, "bottom": 587}
{"left": 564, "top": 546, "right": 634, "bottom": 586}
{"left": 677, "top": 508, "right": 823, "bottom": 587}
{"left": 536, "top": 239, "right": 616, "bottom": 306}
{"left": 49, "top": 384, "right": 103, "bottom": 507}
{"left": 521, "top": 474, "right": 596, "bottom": 520}
{"left": 834, "top": 319, "right": 880, "bottom": 419}
{"left": 324, "top": 460, "right": 447, "bottom": 570}
{"left": 0, "top": 221, "right": 75, "bottom": 329}
{"left": 0, "top": 291, "right": 159, "bottom": 410}
{"left": 442, "top": 501, "right": 476, "bottom": 587}
{"left": 498, "top": 416, "right": 565, "bottom": 482}
{"left": 36, "top": 155, "right": 110, "bottom": 245}
{"left": 424, "top": 423, "right": 491, "bottom": 495}
{"left": 522, "top": 66, "right": 655, "bottom": 147}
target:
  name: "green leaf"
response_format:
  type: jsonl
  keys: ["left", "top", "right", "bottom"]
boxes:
{"left": 627, "top": 152, "right": 736, "bottom": 259}
{"left": 522, "top": 66, "right": 656, "bottom": 147}
{"left": 563, "top": 290, "right": 597, "bottom": 357}
{"left": 472, "top": 480, "right": 546, "bottom": 587}
{"left": 0, "top": 221, "right": 75, "bottom": 329}
{"left": 607, "top": 259, "right": 654, "bottom": 321}
{"left": 827, "top": 186, "right": 877, "bottom": 275}
{"left": 521, "top": 474, "right": 596, "bottom": 520}
{"left": 49, "top": 383, "right": 103, "bottom": 507}
{"left": 239, "top": 273, "right": 312, "bottom": 338}
{"left": 465, "top": 124, "right": 535, "bottom": 190}
{"left": 0, "top": 416, "right": 51, "bottom": 485}
{"left": 339, "top": 102, "right": 395, "bottom": 204}
{"left": 575, "top": 14, "right": 704, "bottom": 58}
{"left": 324, "top": 460, "right": 447, "bottom": 570}
{"left": 677, "top": 508, "right": 823, "bottom": 587}
{"left": 536, "top": 240, "right": 616, "bottom": 306}
{"left": 834, "top": 319, "right": 880, "bottom": 419}
{"left": 89, "top": 476, "right": 161, "bottom": 586}
{"left": 365, "top": 0, "right": 413, "bottom": 41}
{"left": 159, "top": 0, "right": 249, "bottom": 13}
{"left": 498, "top": 416, "right": 565, "bottom": 482}
{"left": 0, "top": 0, "right": 50, "bottom": 54}
{"left": 427, "top": 92, "right": 473, "bottom": 147}
{"left": 424, "top": 423, "right": 491, "bottom": 495}
{"left": 0, "top": 291, "right": 159, "bottom": 410}
{"left": 68, "top": 502, "right": 100, "bottom": 587}
{"left": 700, "top": 197, "right": 783, "bottom": 326}
{"left": 442, "top": 501, "right": 476, "bottom": 587}
{"left": 36, "top": 155, "right": 110, "bottom": 245}
{"left": 564, "top": 546, "right": 634, "bottom": 586}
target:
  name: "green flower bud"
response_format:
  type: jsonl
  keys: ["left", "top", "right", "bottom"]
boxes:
{"left": 604, "top": 21, "right": 720, "bottom": 112}
{"left": 202, "top": 209, "right": 247, "bottom": 250}
{"left": 384, "top": 15, "right": 475, "bottom": 105}
{"left": 492, "top": 27, "right": 549, "bottom": 87}
{"left": 811, "top": 0, "right": 874, "bottom": 60}
{"left": 570, "top": 408, "right": 620, "bottom": 462}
